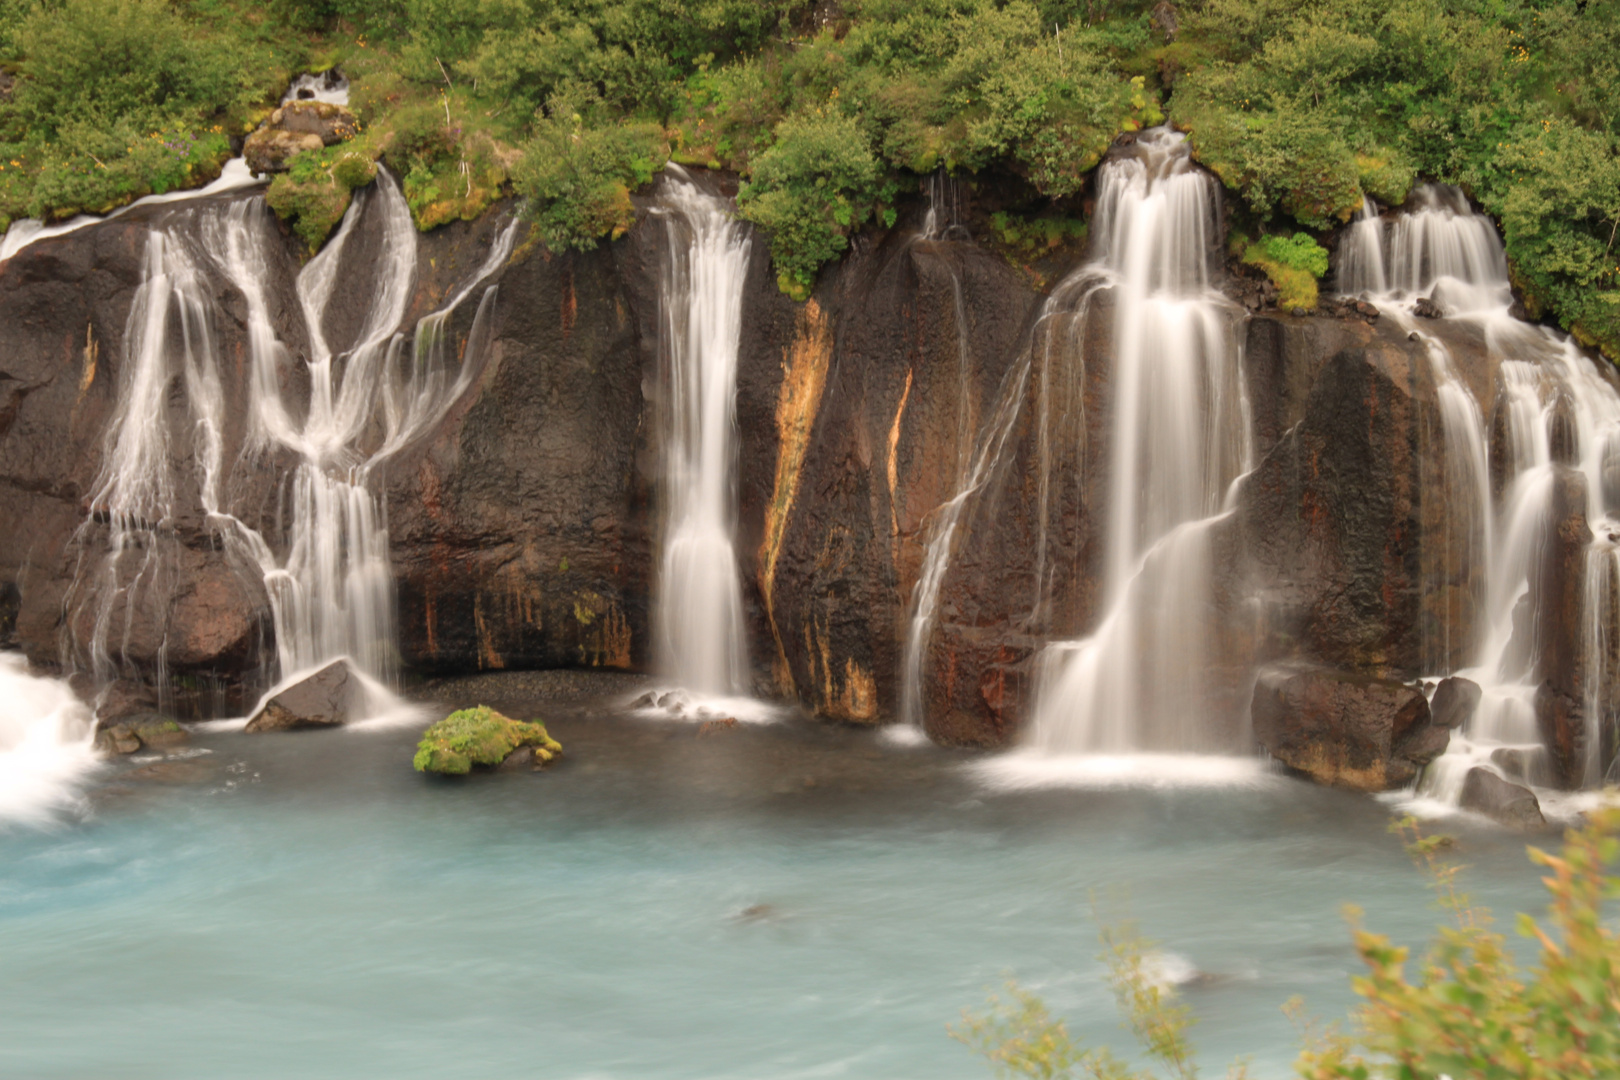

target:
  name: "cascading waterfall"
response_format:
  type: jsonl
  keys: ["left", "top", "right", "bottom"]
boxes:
{"left": 1339, "top": 187, "right": 1620, "bottom": 802}
{"left": 651, "top": 168, "right": 752, "bottom": 699}
{"left": 66, "top": 170, "right": 515, "bottom": 721}
{"left": 898, "top": 129, "right": 1252, "bottom": 765}
{"left": 1021, "top": 130, "right": 1251, "bottom": 759}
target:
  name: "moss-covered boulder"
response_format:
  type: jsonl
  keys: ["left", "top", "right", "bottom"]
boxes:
{"left": 412, "top": 706, "right": 561, "bottom": 775}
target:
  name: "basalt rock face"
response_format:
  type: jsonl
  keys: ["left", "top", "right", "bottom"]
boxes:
{"left": 0, "top": 194, "right": 299, "bottom": 719}
{"left": 2, "top": 169, "right": 1610, "bottom": 785}
{"left": 1251, "top": 662, "right": 1448, "bottom": 790}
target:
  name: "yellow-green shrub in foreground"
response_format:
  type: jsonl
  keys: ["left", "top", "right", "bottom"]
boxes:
{"left": 957, "top": 807, "right": 1620, "bottom": 1080}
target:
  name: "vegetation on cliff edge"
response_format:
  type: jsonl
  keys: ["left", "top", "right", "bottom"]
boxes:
{"left": 0, "top": 0, "right": 1617, "bottom": 358}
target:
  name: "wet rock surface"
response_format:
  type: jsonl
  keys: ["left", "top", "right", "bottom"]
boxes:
{"left": 1430, "top": 676, "right": 1482, "bottom": 730}
{"left": 1459, "top": 766, "right": 1546, "bottom": 830}
{"left": 1252, "top": 663, "right": 1447, "bottom": 790}
{"left": 245, "top": 660, "right": 358, "bottom": 733}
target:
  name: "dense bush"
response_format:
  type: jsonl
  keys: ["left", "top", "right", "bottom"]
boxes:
{"left": 511, "top": 110, "right": 669, "bottom": 252}
{"left": 737, "top": 112, "right": 886, "bottom": 298}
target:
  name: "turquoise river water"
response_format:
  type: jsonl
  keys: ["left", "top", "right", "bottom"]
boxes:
{"left": 0, "top": 673, "right": 1559, "bottom": 1080}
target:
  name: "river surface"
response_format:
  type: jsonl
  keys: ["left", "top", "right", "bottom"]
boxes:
{"left": 0, "top": 672, "right": 1554, "bottom": 1079}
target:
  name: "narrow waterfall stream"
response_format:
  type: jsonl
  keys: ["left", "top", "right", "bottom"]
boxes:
{"left": 1339, "top": 186, "right": 1620, "bottom": 809}
{"left": 648, "top": 169, "right": 755, "bottom": 708}
{"left": 63, "top": 171, "right": 516, "bottom": 732}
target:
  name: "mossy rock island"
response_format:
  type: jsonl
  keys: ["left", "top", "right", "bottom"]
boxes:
{"left": 413, "top": 707, "right": 562, "bottom": 776}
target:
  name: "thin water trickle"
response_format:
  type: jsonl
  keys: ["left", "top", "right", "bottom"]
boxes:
{"left": 652, "top": 169, "right": 753, "bottom": 700}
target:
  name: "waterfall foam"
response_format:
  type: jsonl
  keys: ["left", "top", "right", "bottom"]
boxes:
{"left": 650, "top": 167, "right": 755, "bottom": 707}
{"left": 0, "top": 654, "right": 98, "bottom": 826}
{"left": 1341, "top": 186, "right": 1620, "bottom": 810}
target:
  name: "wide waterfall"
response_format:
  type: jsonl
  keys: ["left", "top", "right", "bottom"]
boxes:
{"left": 651, "top": 168, "right": 752, "bottom": 699}
{"left": 1017, "top": 130, "right": 1251, "bottom": 763}
{"left": 1340, "top": 186, "right": 1620, "bottom": 803}
{"left": 64, "top": 171, "right": 515, "bottom": 723}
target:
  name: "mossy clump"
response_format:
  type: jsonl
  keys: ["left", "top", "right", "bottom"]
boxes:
{"left": 1241, "top": 231, "right": 1330, "bottom": 311}
{"left": 412, "top": 706, "right": 561, "bottom": 776}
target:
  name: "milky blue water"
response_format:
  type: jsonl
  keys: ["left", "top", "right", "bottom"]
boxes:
{"left": 0, "top": 692, "right": 1552, "bottom": 1080}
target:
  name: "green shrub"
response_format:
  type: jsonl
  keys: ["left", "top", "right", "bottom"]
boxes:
{"left": 512, "top": 111, "right": 668, "bottom": 251}
{"left": 737, "top": 111, "right": 885, "bottom": 298}
{"left": 412, "top": 705, "right": 562, "bottom": 775}
{"left": 955, "top": 808, "right": 1620, "bottom": 1080}
{"left": 9, "top": 0, "right": 261, "bottom": 139}
{"left": 1298, "top": 810, "right": 1620, "bottom": 1078}
{"left": 1241, "top": 232, "right": 1328, "bottom": 310}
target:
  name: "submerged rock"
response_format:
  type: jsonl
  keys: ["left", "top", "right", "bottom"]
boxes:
{"left": 1429, "top": 676, "right": 1482, "bottom": 730}
{"left": 1459, "top": 766, "right": 1546, "bottom": 830}
{"left": 244, "top": 660, "right": 358, "bottom": 733}
{"left": 1252, "top": 663, "right": 1448, "bottom": 790}
{"left": 413, "top": 705, "right": 562, "bottom": 775}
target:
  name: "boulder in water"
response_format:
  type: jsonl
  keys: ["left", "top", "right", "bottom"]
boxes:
{"left": 93, "top": 709, "right": 188, "bottom": 755}
{"left": 1252, "top": 663, "right": 1448, "bottom": 790}
{"left": 1413, "top": 296, "right": 1445, "bottom": 318}
{"left": 244, "top": 660, "right": 359, "bottom": 733}
{"left": 413, "top": 705, "right": 562, "bottom": 775}
{"left": 1430, "top": 676, "right": 1482, "bottom": 729}
{"left": 243, "top": 101, "right": 360, "bottom": 174}
{"left": 1459, "top": 766, "right": 1546, "bottom": 830}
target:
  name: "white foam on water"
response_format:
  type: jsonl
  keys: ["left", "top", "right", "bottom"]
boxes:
{"left": 879, "top": 725, "right": 932, "bottom": 747}
{"left": 0, "top": 654, "right": 99, "bottom": 826}
{"left": 971, "top": 751, "right": 1275, "bottom": 791}
{"left": 625, "top": 686, "right": 784, "bottom": 725}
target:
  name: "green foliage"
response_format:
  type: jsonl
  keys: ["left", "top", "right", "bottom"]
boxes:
{"left": 9, "top": 0, "right": 266, "bottom": 139}
{"left": 266, "top": 142, "right": 382, "bottom": 251}
{"left": 512, "top": 110, "right": 668, "bottom": 251}
{"left": 1297, "top": 810, "right": 1620, "bottom": 1079}
{"left": 1168, "top": 0, "right": 1620, "bottom": 359}
{"left": 953, "top": 912, "right": 1233, "bottom": 1080}
{"left": 737, "top": 111, "right": 884, "bottom": 298}
{"left": 1239, "top": 230, "right": 1329, "bottom": 310}
{"left": 988, "top": 210, "right": 1087, "bottom": 263}
{"left": 412, "top": 705, "right": 562, "bottom": 775}
{"left": 956, "top": 810, "right": 1620, "bottom": 1080}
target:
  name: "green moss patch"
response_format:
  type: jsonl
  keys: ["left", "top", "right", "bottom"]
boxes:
{"left": 1240, "top": 232, "right": 1330, "bottom": 311}
{"left": 413, "top": 706, "right": 561, "bottom": 776}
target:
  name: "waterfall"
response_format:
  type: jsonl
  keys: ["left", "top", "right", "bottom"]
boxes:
{"left": 65, "top": 171, "right": 516, "bottom": 722}
{"left": 897, "top": 129, "right": 1253, "bottom": 768}
{"left": 1021, "top": 130, "right": 1251, "bottom": 758}
{"left": 1341, "top": 186, "right": 1620, "bottom": 803}
{"left": 651, "top": 168, "right": 752, "bottom": 699}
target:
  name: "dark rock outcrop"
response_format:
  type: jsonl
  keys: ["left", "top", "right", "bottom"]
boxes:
{"left": 244, "top": 660, "right": 358, "bottom": 732}
{"left": 1533, "top": 467, "right": 1593, "bottom": 787}
{"left": 1252, "top": 662, "right": 1448, "bottom": 790}
{"left": 1430, "top": 676, "right": 1482, "bottom": 730}
{"left": 1459, "top": 766, "right": 1546, "bottom": 830}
